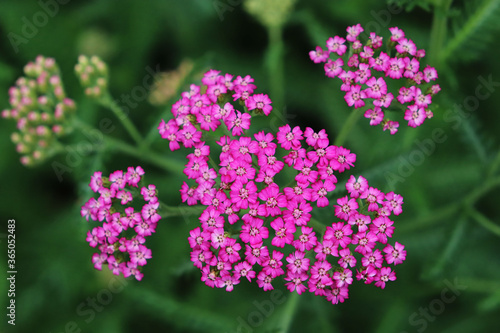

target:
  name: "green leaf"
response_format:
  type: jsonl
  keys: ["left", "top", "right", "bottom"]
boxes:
{"left": 125, "top": 287, "right": 234, "bottom": 332}
{"left": 441, "top": 0, "right": 500, "bottom": 62}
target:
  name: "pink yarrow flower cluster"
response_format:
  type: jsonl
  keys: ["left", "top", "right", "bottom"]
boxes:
{"left": 81, "top": 166, "right": 160, "bottom": 281}
{"left": 159, "top": 72, "right": 406, "bottom": 303}
{"left": 310, "top": 24, "right": 440, "bottom": 134}
{"left": 157, "top": 69, "right": 273, "bottom": 151}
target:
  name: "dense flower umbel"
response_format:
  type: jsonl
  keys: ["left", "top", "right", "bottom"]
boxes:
{"left": 159, "top": 70, "right": 406, "bottom": 304}
{"left": 310, "top": 24, "right": 440, "bottom": 134}
{"left": 81, "top": 166, "right": 159, "bottom": 281}
{"left": 1, "top": 56, "right": 76, "bottom": 166}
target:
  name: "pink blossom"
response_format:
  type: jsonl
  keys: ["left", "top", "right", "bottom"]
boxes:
{"left": 365, "top": 77, "right": 387, "bottom": 99}
{"left": 338, "top": 248, "right": 357, "bottom": 268}
{"left": 246, "top": 93, "right": 272, "bottom": 115}
{"left": 330, "top": 146, "right": 356, "bottom": 173}
{"left": 383, "top": 120, "right": 399, "bottom": 134}
{"left": 423, "top": 65, "right": 438, "bottom": 82}
{"left": 283, "top": 200, "right": 312, "bottom": 226}
{"left": 333, "top": 268, "right": 353, "bottom": 288}
{"left": 286, "top": 250, "right": 310, "bottom": 274}
{"left": 355, "top": 63, "right": 371, "bottom": 84}
{"left": 263, "top": 250, "right": 285, "bottom": 278}
{"left": 226, "top": 110, "right": 251, "bottom": 136}
{"left": 334, "top": 196, "right": 359, "bottom": 221}
{"left": 374, "top": 267, "right": 396, "bottom": 289}
{"left": 325, "top": 222, "right": 352, "bottom": 248}
{"left": 346, "top": 175, "right": 368, "bottom": 198}
{"left": 383, "top": 242, "right": 406, "bottom": 265}
{"left": 230, "top": 180, "right": 258, "bottom": 210}
{"left": 285, "top": 271, "right": 309, "bottom": 294}
{"left": 257, "top": 183, "right": 287, "bottom": 217}
{"left": 346, "top": 24, "right": 364, "bottom": 42}
{"left": 309, "top": 46, "right": 330, "bottom": 63}
{"left": 396, "top": 38, "right": 417, "bottom": 56}
{"left": 344, "top": 85, "right": 366, "bottom": 109}
{"left": 348, "top": 213, "right": 371, "bottom": 233}
{"left": 305, "top": 179, "right": 336, "bottom": 207}
{"left": 369, "top": 52, "right": 390, "bottom": 72}
{"left": 304, "top": 127, "right": 329, "bottom": 148}
{"left": 362, "top": 249, "right": 384, "bottom": 268}
{"left": 389, "top": 27, "right": 405, "bottom": 42}
{"left": 256, "top": 271, "right": 274, "bottom": 291}
{"left": 404, "top": 105, "right": 426, "bottom": 128}
{"left": 370, "top": 216, "right": 395, "bottom": 244}
{"left": 326, "top": 36, "right": 347, "bottom": 55}
{"left": 240, "top": 218, "right": 269, "bottom": 245}
{"left": 364, "top": 107, "right": 384, "bottom": 126}
{"left": 324, "top": 58, "right": 344, "bottom": 78}
{"left": 386, "top": 57, "right": 405, "bottom": 79}
{"left": 220, "top": 237, "right": 242, "bottom": 263}
{"left": 277, "top": 124, "right": 303, "bottom": 150}
{"left": 270, "top": 217, "right": 296, "bottom": 248}
{"left": 314, "top": 239, "right": 339, "bottom": 260}
{"left": 385, "top": 192, "right": 404, "bottom": 215}
{"left": 326, "top": 285, "right": 349, "bottom": 304}
{"left": 234, "top": 261, "right": 256, "bottom": 282}
{"left": 293, "top": 226, "right": 318, "bottom": 251}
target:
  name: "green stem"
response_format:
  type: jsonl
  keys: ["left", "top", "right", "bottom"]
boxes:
{"left": 456, "top": 277, "right": 500, "bottom": 293}
{"left": 279, "top": 291, "right": 299, "bottom": 333}
{"left": 160, "top": 204, "right": 206, "bottom": 218}
{"left": 398, "top": 202, "right": 459, "bottom": 234}
{"left": 100, "top": 94, "right": 143, "bottom": 145}
{"left": 425, "top": 216, "right": 467, "bottom": 278}
{"left": 104, "top": 135, "right": 185, "bottom": 175}
{"left": 428, "top": 0, "right": 454, "bottom": 65}
{"left": 463, "top": 175, "right": 500, "bottom": 206}
{"left": 467, "top": 207, "right": 500, "bottom": 237}
{"left": 487, "top": 148, "right": 500, "bottom": 178}
{"left": 334, "top": 108, "right": 364, "bottom": 147}
{"left": 72, "top": 118, "right": 185, "bottom": 174}
{"left": 266, "top": 25, "right": 285, "bottom": 124}
{"left": 398, "top": 175, "right": 500, "bottom": 233}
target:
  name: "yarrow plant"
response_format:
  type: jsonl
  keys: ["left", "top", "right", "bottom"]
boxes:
{"left": 157, "top": 69, "right": 407, "bottom": 303}
{"left": 310, "top": 24, "right": 441, "bottom": 134}
{"left": 2, "top": 23, "right": 433, "bottom": 307}
{"left": 1, "top": 56, "right": 76, "bottom": 166}
{"left": 81, "top": 166, "right": 159, "bottom": 281}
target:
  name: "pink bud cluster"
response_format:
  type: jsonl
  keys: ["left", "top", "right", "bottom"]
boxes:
{"left": 1, "top": 56, "right": 76, "bottom": 166}
{"left": 81, "top": 166, "right": 160, "bottom": 281}
{"left": 310, "top": 24, "right": 440, "bottom": 134}
{"left": 159, "top": 70, "right": 407, "bottom": 304}
{"left": 74, "top": 55, "right": 108, "bottom": 98}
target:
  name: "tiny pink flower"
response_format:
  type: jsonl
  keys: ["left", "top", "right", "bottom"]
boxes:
{"left": 374, "top": 267, "right": 396, "bottom": 289}
{"left": 344, "top": 85, "right": 366, "bottom": 109}
{"left": 309, "top": 46, "right": 330, "bottom": 63}
{"left": 383, "top": 120, "right": 399, "bottom": 134}
{"left": 326, "top": 36, "right": 347, "bottom": 55}
{"left": 383, "top": 242, "right": 407, "bottom": 265}
{"left": 246, "top": 93, "right": 272, "bottom": 115}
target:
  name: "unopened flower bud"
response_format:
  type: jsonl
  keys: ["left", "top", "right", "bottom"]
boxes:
{"left": 4, "top": 56, "right": 77, "bottom": 166}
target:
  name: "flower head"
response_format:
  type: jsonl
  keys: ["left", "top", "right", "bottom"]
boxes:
{"left": 310, "top": 24, "right": 440, "bottom": 134}
{"left": 3, "top": 56, "right": 76, "bottom": 166}
{"left": 81, "top": 167, "right": 160, "bottom": 280}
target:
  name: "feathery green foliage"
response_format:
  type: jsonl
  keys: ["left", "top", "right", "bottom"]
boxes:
{"left": 441, "top": 0, "right": 500, "bottom": 62}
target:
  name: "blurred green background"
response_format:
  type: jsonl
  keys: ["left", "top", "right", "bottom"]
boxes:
{"left": 1, "top": 0, "right": 500, "bottom": 332}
